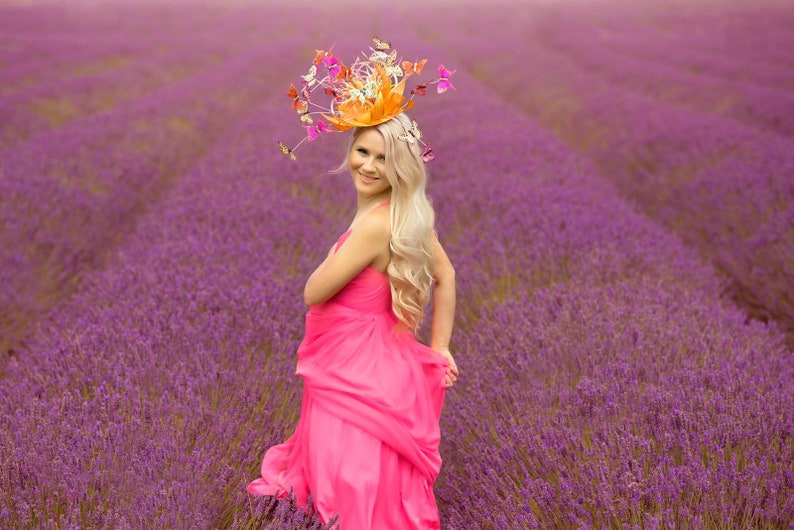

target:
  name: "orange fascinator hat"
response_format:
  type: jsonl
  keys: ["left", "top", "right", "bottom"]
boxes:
{"left": 278, "top": 37, "right": 455, "bottom": 163}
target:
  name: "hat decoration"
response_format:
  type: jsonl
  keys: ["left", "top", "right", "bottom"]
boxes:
{"left": 277, "top": 36, "right": 455, "bottom": 163}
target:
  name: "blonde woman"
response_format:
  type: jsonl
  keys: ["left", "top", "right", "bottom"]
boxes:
{"left": 249, "top": 38, "right": 459, "bottom": 528}
{"left": 248, "top": 112, "right": 458, "bottom": 529}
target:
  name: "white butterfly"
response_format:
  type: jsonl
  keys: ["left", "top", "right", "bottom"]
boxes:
{"left": 385, "top": 64, "right": 403, "bottom": 78}
{"left": 369, "top": 50, "right": 397, "bottom": 66}
{"left": 301, "top": 65, "right": 318, "bottom": 86}
{"left": 372, "top": 36, "right": 391, "bottom": 51}
{"left": 398, "top": 120, "right": 422, "bottom": 145}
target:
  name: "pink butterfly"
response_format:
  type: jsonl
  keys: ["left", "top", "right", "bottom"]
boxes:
{"left": 436, "top": 64, "right": 456, "bottom": 94}
{"left": 420, "top": 144, "right": 435, "bottom": 163}
{"left": 306, "top": 119, "right": 330, "bottom": 141}
{"left": 322, "top": 54, "right": 342, "bottom": 78}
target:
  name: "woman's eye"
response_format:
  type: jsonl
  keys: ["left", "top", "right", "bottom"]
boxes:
{"left": 357, "top": 148, "right": 367, "bottom": 155}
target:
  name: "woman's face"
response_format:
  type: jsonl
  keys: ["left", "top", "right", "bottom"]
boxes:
{"left": 348, "top": 128, "right": 391, "bottom": 198}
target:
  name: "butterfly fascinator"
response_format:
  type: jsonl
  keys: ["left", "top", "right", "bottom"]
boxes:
{"left": 278, "top": 37, "right": 455, "bottom": 163}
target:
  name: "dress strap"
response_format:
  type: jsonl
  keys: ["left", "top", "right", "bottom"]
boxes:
{"left": 347, "top": 200, "right": 390, "bottom": 232}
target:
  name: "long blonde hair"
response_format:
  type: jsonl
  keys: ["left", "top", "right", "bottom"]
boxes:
{"left": 342, "top": 113, "right": 436, "bottom": 330}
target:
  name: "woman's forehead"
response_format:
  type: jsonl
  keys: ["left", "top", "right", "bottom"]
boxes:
{"left": 354, "top": 128, "right": 386, "bottom": 153}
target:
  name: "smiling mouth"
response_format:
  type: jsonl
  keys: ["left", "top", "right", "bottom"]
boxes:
{"left": 359, "top": 172, "right": 379, "bottom": 182}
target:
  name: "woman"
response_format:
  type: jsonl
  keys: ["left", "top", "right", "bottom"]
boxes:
{"left": 249, "top": 41, "right": 458, "bottom": 529}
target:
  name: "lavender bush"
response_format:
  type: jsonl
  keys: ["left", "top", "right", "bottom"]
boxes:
{"left": 533, "top": 13, "right": 794, "bottom": 138}
{"left": 417, "top": 0, "right": 794, "bottom": 346}
{"left": 0, "top": 3, "right": 297, "bottom": 147}
{"left": 2, "top": 1, "right": 792, "bottom": 528}
{"left": 0, "top": 25, "right": 310, "bottom": 358}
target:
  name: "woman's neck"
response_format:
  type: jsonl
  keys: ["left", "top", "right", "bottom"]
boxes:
{"left": 349, "top": 193, "right": 391, "bottom": 231}
{"left": 355, "top": 191, "right": 392, "bottom": 214}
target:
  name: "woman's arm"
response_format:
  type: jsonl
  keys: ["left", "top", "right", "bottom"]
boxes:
{"left": 430, "top": 234, "right": 459, "bottom": 387}
{"left": 303, "top": 211, "right": 390, "bottom": 306}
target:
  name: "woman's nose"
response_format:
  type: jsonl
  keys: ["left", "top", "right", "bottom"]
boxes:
{"left": 362, "top": 157, "right": 375, "bottom": 172}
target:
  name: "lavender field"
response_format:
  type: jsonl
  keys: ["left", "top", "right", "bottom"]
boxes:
{"left": 1, "top": 0, "right": 792, "bottom": 528}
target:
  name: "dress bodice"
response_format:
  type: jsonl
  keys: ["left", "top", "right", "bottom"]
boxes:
{"left": 312, "top": 229, "right": 392, "bottom": 315}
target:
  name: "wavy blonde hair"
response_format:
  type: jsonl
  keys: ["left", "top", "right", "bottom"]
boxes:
{"left": 340, "top": 113, "right": 436, "bottom": 330}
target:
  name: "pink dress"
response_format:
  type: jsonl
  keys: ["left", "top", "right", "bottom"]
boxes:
{"left": 247, "top": 228, "right": 448, "bottom": 529}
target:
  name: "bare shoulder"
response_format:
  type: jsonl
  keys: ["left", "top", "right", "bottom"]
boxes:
{"left": 346, "top": 207, "right": 390, "bottom": 274}
{"left": 353, "top": 206, "right": 390, "bottom": 243}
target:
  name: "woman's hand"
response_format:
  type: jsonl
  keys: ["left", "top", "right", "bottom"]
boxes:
{"left": 436, "top": 348, "right": 459, "bottom": 389}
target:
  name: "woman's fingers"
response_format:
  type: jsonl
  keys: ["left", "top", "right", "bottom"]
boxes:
{"left": 437, "top": 349, "right": 459, "bottom": 387}
{"left": 447, "top": 360, "right": 459, "bottom": 377}
{"left": 444, "top": 369, "right": 457, "bottom": 387}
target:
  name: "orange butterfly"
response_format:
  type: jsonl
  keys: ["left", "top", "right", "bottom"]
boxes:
{"left": 293, "top": 99, "right": 313, "bottom": 124}
{"left": 402, "top": 59, "right": 427, "bottom": 75}
{"left": 335, "top": 64, "right": 350, "bottom": 80}
{"left": 313, "top": 46, "right": 335, "bottom": 65}
{"left": 286, "top": 84, "right": 298, "bottom": 99}
{"left": 293, "top": 100, "right": 308, "bottom": 113}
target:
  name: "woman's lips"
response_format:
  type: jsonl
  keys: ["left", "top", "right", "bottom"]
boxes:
{"left": 359, "top": 172, "right": 378, "bottom": 184}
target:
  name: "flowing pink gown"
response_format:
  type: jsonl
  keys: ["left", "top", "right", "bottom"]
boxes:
{"left": 248, "top": 228, "right": 448, "bottom": 529}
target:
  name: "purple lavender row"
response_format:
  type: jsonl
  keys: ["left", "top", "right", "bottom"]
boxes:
{"left": 415, "top": 3, "right": 794, "bottom": 346}
{"left": 528, "top": 7, "right": 794, "bottom": 137}
{"left": 0, "top": 33, "right": 309, "bottom": 361}
{"left": 571, "top": 0, "right": 794, "bottom": 70}
{"left": 0, "top": 4, "right": 296, "bottom": 146}
{"left": 572, "top": 18, "right": 794, "bottom": 93}
{"left": 1, "top": 36, "right": 264, "bottom": 147}
{"left": 0, "top": 27, "right": 144, "bottom": 87}
{"left": 0, "top": 36, "right": 142, "bottom": 97}
{"left": 0, "top": 2, "right": 260, "bottom": 92}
